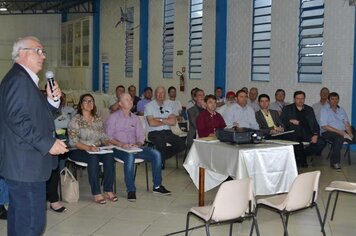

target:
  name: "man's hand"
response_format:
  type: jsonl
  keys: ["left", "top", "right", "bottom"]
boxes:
{"left": 289, "top": 119, "right": 300, "bottom": 125}
{"left": 46, "top": 80, "right": 62, "bottom": 101}
{"left": 49, "top": 139, "right": 68, "bottom": 155}
{"left": 310, "top": 135, "right": 318, "bottom": 144}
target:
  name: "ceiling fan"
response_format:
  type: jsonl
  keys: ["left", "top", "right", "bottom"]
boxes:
{"left": 115, "top": 6, "right": 133, "bottom": 28}
{"left": 114, "top": 0, "right": 139, "bottom": 30}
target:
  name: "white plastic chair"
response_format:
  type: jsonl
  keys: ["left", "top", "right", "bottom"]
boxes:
{"left": 254, "top": 171, "right": 324, "bottom": 236}
{"left": 322, "top": 181, "right": 356, "bottom": 230}
{"left": 166, "top": 178, "right": 260, "bottom": 236}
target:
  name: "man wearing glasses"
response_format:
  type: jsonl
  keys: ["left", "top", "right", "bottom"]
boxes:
{"left": 0, "top": 36, "right": 68, "bottom": 235}
{"left": 144, "top": 86, "right": 185, "bottom": 169}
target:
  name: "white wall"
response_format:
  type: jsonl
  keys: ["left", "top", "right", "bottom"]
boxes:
{"left": 226, "top": 0, "right": 355, "bottom": 117}
{"left": 100, "top": 0, "right": 140, "bottom": 94}
{"left": 100, "top": 0, "right": 216, "bottom": 104}
{"left": 0, "top": 15, "right": 61, "bottom": 88}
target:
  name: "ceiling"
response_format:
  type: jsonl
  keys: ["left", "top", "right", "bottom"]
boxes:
{"left": 0, "top": 0, "right": 94, "bottom": 15}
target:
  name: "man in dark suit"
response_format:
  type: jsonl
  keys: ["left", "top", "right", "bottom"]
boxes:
{"left": 187, "top": 88, "right": 205, "bottom": 149}
{"left": 0, "top": 36, "right": 68, "bottom": 236}
{"left": 280, "top": 91, "right": 325, "bottom": 167}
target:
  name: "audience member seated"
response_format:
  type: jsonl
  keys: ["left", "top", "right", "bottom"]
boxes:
{"left": 270, "top": 89, "right": 289, "bottom": 115}
{"left": 214, "top": 86, "right": 225, "bottom": 107}
{"left": 186, "top": 87, "right": 199, "bottom": 110}
{"left": 68, "top": 93, "right": 116, "bottom": 204}
{"left": 196, "top": 95, "right": 226, "bottom": 138}
{"left": 109, "top": 85, "right": 125, "bottom": 113}
{"left": 128, "top": 85, "right": 141, "bottom": 114}
{"left": 312, "top": 87, "right": 330, "bottom": 123}
{"left": 216, "top": 91, "right": 236, "bottom": 114}
{"left": 241, "top": 87, "right": 248, "bottom": 94}
{"left": 280, "top": 91, "right": 325, "bottom": 168}
{"left": 144, "top": 86, "right": 186, "bottom": 167}
{"left": 255, "top": 94, "right": 284, "bottom": 135}
{"left": 0, "top": 178, "right": 8, "bottom": 220}
{"left": 106, "top": 93, "right": 171, "bottom": 201}
{"left": 137, "top": 87, "right": 153, "bottom": 116}
{"left": 187, "top": 88, "right": 206, "bottom": 148}
{"left": 320, "top": 92, "right": 356, "bottom": 169}
{"left": 54, "top": 92, "right": 76, "bottom": 129}
{"left": 223, "top": 89, "right": 259, "bottom": 129}
{"left": 166, "top": 86, "right": 183, "bottom": 121}
{"left": 247, "top": 87, "right": 260, "bottom": 112}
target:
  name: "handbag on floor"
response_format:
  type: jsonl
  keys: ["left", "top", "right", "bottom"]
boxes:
{"left": 60, "top": 167, "right": 79, "bottom": 203}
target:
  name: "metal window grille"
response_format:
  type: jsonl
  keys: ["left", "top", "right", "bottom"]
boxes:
{"left": 298, "top": 0, "right": 324, "bottom": 83}
{"left": 125, "top": 7, "right": 134, "bottom": 78}
{"left": 189, "top": 0, "right": 203, "bottom": 80}
{"left": 162, "top": 0, "right": 175, "bottom": 78}
{"left": 251, "top": 0, "right": 272, "bottom": 81}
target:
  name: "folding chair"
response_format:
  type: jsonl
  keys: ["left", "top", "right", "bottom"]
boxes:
{"left": 254, "top": 171, "right": 324, "bottom": 236}
{"left": 322, "top": 181, "right": 356, "bottom": 230}
{"left": 166, "top": 178, "right": 260, "bottom": 236}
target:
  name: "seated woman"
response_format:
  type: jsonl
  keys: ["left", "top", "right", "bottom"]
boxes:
{"left": 255, "top": 94, "right": 284, "bottom": 135}
{"left": 196, "top": 94, "right": 226, "bottom": 138}
{"left": 68, "top": 93, "right": 116, "bottom": 204}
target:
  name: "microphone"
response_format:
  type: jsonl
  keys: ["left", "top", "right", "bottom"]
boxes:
{"left": 45, "top": 71, "right": 58, "bottom": 102}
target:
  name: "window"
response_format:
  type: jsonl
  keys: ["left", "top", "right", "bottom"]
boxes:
{"left": 251, "top": 0, "right": 272, "bottom": 81}
{"left": 298, "top": 0, "right": 324, "bottom": 83}
{"left": 162, "top": 0, "right": 175, "bottom": 78}
{"left": 189, "top": 0, "right": 203, "bottom": 80}
{"left": 125, "top": 7, "right": 134, "bottom": 78}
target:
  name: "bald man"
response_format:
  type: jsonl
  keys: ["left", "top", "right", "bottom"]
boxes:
{"left": 144, "top": 86, "right": 185, "bottom": 168}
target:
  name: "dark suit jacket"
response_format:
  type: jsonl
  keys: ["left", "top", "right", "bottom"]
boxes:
{"left": 280, "top": 103, "right": 320, "bottom": 138}
{"left": 0, "top": 63, "right": 57, "bottom": 182}
{"left": 255, "top": 109, "right": 283, "bottom": 130}
{"left": 187, "top": 104, "right": 204, "bottom": 148}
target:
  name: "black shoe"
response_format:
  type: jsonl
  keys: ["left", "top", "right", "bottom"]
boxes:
{"left": 50, "top": 205, "right": 67, "bottom": 213}
{"left": 331, "top": 163, "right": 341, "bottom": 169}
{"left": 153, "top": 185, "right": 172, "bottom": 196}
{"left": 127, "top": 191, "right": 136, "bottom": 202}
{"left": 0, "top": 206, "right": 7, "bottom": 220}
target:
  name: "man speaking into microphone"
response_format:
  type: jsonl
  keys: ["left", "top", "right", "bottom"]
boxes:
{"left": 0, "top": 36, "right": 68, "bottom": 236}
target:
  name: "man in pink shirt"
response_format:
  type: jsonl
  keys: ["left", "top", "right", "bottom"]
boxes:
{"left": 105, "top": 93, "right": 171, "bottom": 201}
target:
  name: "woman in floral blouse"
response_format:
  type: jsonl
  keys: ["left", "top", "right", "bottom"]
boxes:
{"left": 68, "top": 94, "right": 116, "bottom": 204}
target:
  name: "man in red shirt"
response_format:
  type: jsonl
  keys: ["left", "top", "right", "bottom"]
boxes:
{"left": 196, "top": 95, "right": 226, "bottom": 138}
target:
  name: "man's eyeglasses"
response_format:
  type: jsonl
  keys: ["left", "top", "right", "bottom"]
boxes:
{"left": 21, "top": 48, "right": 46, "bottom": 57}
{"left": 82, "top": 100, "right": 94, "bottom": 104}
{"left": 160, "top": 106, "right": 164, "bottom": 114}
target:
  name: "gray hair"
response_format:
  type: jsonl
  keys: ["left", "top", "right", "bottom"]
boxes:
{"left": 12, "top": 36, "right": 41, "bottom": 62}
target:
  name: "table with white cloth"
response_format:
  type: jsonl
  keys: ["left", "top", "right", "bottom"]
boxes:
{"left": 183, "top": 140, "right": 298, "bottom": 206}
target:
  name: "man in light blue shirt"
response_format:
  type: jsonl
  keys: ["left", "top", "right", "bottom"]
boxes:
{"left": 320, "top": 92, "right": 355, "bottom": 169}
{"left": 222, "top": 90, "right": 259, "bottom": 129}
{"left": 144, "top": 86, "right": 185, "bottom": 168}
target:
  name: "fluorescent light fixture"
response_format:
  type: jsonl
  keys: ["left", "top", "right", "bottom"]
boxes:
{"left": 0, "top": 2, "right": 7, "bottom": 12}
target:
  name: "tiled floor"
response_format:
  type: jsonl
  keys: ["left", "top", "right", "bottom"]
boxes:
{"left": 1, "top": 146, "right": 356, "bottom": 236}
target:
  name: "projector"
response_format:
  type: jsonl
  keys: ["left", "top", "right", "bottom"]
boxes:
{"left": 216, "top": 127, "right": 264, "bottom": 144}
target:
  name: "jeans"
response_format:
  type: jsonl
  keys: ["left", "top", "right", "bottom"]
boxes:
{"left": 113, "top": 147, "right": 162, "bottom": 192}
{"left": 6, "top": 179, "right": 46, "bottom": 236}
{"left": 69, "top": 149, "right": 115, "bottom": 195}
{"left": 322, "top": 131, "right": 345, "bottom": 165}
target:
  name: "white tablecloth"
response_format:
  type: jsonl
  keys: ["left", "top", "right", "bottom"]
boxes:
{"left": 183, "top": 141, "right": 298, "bottom": 195}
